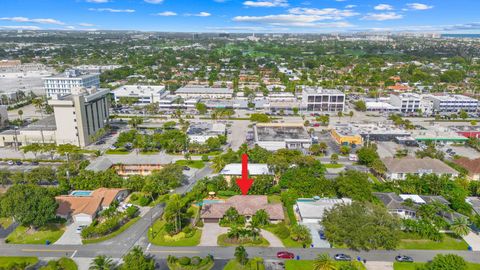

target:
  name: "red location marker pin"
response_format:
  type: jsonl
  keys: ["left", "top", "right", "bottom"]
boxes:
{"left": 236, "top": 154, "right": 254, "bottom": 195}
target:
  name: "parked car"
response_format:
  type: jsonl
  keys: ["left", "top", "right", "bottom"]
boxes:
{"left": 7, "top": 160, "right": 14, "bottom": 165}
{"left": 15, "top": 161, "right": 23, "bottom": 165}
{"left": 395, "top": 255, "right": 414, "bottom": 262}
{"left": 76, "top": 225, "right": 87, "bottom": 233}
{"left": 30, "top": 161, "right": 39, "bottom": 165}
{"left": 334, "top": 254, "right": 351, "bottom": 261}
{"left": 319, "top": 232, "right": 327, "bottom": 240}
{"left": 276, "top": 251, "right": 294, "bottom": 259}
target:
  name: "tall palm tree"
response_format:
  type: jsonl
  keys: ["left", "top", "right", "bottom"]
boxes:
{"left": 212, "top": 155, "right": 226, "bottom": 172}
{"left": 313, "top": 253, "right": 337, "bottom": 270}
{"left": 89, "top": 255, "right": 115, "bottom": 270}
{"left": 451, "top": 217, "right": 470, "bottom": 237}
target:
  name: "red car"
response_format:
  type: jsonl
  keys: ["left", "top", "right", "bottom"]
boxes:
{"left": 277, "top": 251, "right": 295, "bottom": 259}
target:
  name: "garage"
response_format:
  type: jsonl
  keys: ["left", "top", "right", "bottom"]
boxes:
{"left": 73, "top": 213, "right": 93, "bottom": 224}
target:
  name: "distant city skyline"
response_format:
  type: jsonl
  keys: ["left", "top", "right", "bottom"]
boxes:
{"left": 1, "top": 0, "right": 480, "bottom": 33}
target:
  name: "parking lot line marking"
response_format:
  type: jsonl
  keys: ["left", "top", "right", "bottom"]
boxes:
{"left": 22, "top": 249, "right": 76, "bottom": 253}
{"left": 149, "top": 250, "right": 200, "bottom": 254}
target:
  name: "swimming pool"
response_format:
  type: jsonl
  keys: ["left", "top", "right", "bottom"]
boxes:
{"left": 70, "top": 190, "right": 93, "bottom": 197}
{"left": 195, "top": 199, "right": 224, "bottom": 206}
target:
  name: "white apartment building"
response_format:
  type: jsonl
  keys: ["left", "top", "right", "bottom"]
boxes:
{"left": 43, "top": 69, "right": 99, "bottom": 97}
{"left": 112, "top": 85, "right": 167, "bottom": 105}
{"left": 48, "top": 87, "right": 110, "bottom": 147}
{"left": 175, "top": 87, "right": 233, "bottom": 99}
{"left": 301, "top": 87, "right": 345, "bottom": 112}
{"left": 389, "top": 93, "right": 421, "bottom": 113}
{"left": 426, "top": 94, "right": 479, "bottom": 114}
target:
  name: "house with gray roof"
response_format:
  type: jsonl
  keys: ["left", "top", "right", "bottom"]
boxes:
{"left": 383, "top": 157, "right": 458, "bottom": 180}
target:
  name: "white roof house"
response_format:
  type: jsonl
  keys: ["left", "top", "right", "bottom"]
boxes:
{"left": 295, "top": 198, "right": 352, "bottom": 223}
{"left": 220, "top": 163, "right": 272, "bottom": 176}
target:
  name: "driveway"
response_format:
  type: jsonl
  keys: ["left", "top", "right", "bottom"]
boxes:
{"left": 463, "top": 232, "right": 480, "bottom": 251}
{"left": 54, "top": 221, "right": 88, "bottom": 245}
{"left": 199, "top": 223, "right": 228, "bottom": 246}
{"left": 365, "top": 261, "right": 393, "bottom": 270}
{"left": 260, "top": 229, "right": 284, "bottom": 247}
{"left": 302, "top": 223, "right": 330, "bottom": 248}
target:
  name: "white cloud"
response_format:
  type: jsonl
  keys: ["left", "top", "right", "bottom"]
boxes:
{"left": 0, "top": 17, "right": 65, "bottom": 25}
{"left": 155, "top": 11, "right": 177, "bottom": 16}
{"left": 196, "top": 12, "right": 211, "bottom": 17}
{"left": 65, "top": 26, "right": 76, "bottom": 30}
{"left": 233, "top": 14, "right": 353, "bottom": 27}
{"left": 243, "top": 0, "right": 288, "bottom": 8}
{"left": 88, "top": 8, "right": 135, "bottom": 13}
{"left": 406, "top": 3, "right": 433, "bottom": 10}
{"left": 288, "top": 8, "right": 358, "bottom": 19}
{"left": 374, "top": 4, "right": 394, "bottom": 11}
{"left": 144, "top": 0, "right": 164, "bottom": 4}
{"left": 213, "top": 0, "right": 229, "bottom": 2}
{"left": 0, "top": 25, "right": 41, "bottom": 30}
{"left": 362, "top": 12, "right": 403, "bottom": 21}
{"left": 345, "top": 5, "right": 356, "bottom": 8}
{"left": 79, "top": 23, "right": 95, "bottom": 27}
{"left": 86, "top": 0, "right": 109, "bottom": 3}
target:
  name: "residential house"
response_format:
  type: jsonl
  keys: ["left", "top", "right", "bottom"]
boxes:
{"left": 383, "top": 157, "right": 459, "bottom": 180}
{"left": 454, "top": 157, "right": 480, "bottom": 180}
{"left": 220, "top": 163, "right": 273, "bottom": 184}
{"left": 295, "top": 198, "right": 352, "bottom": 223}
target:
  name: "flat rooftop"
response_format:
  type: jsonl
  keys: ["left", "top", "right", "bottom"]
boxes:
{"left": 255, "top": 123, "right": 310, "bottom": 142}
{"left": 187, "top": 123, "right": 226, "bottom": 136}
{"left": 176, "top": 87, "right": 233, "bottom": 95}
{"left": 429, "top": 94, "right": 478, "bottom": 102}
{"left": 333, "top": 123, "right": 410, "bottom": 137}
{"left": 113, "top": 85, "right": 166, "bottom": 96}
{"left": 302, "top": 87, "right": 344, "bottom": 95}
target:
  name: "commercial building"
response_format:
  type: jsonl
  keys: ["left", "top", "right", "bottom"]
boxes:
{"left": 365, "top": 101, "right": 398, "bottom": 112}
{"left": 85, "top": 154, "right": 173, "bottom": 177}
{"left": 43, "top": 69, "right": 100, "bottom": 97}
{"left": 426, "top": 94, "right": 479, "bottom": 114}
{"left": 200, "top": 195, "right": 284, "bottom": 223}
{"left": 175, "top": 87, "right": 233, "bottom": 99}
{"left": 253, "top": 123, "right": 312, "bottom": 151}
{"left": 112, "top": 85, "right": 167, "bottom": 105}
{"left": 389, "top": 93, "right": 421, "bottom": 113}
{"left": 331, "top": 123, "right": 410, "bottom": 143}
{"left": 301, "top": 87, "right": 345, "bottom": 112}
{"left": 187, "top": 123, "right": 226, "bottom": 144}
{"left": 295, "top": 197, "right": 352, "bottom": 223}
{"left": 48, "top": 87, "right": 110, "bottom": 147}
{"left": 383, "top": 157, "right": 459, "bottom": 180}
{"left": 411, "top": 125, "right": 469, "bottom": 143}
{"left": 449, "top": 126, "right": 480, "bottom": 139}
{"left": 0, "top": 116, "right": 57, "bottom": 148}
{"left": 330, "top": 126, "right": 363, "bottom": 146}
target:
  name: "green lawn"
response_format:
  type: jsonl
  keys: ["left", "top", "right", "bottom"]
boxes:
{"left": 40, "top": 258, "right": 77, "bottom": 270}
{"left": 223, "top": 258, "right": 265, "bottom": 270}
{"left": 6, "top": 224, "right": 65, "bottom": 244}
{"left": 105, "top": 149, "right": 130, "bottom": 155}
{"left": 394, "top": 262, "right": 480, "bottom": 270}
{"left": 398, "top": 233, "right": 468, "bottom": 250}
{"left": 168, "top": 260, "right": 214, "bottom": 270}
{"left": 285, "top": 260, "right": 366, "bottom": 270}
{"left": 368, "top": 173, "right": 381, "bottom": 184}
{"left": 140, "top": 150, "right": 160, "bottom": 155}
{"left": 324, "top": 163, "right": 344, "bottom": 169}
{"left": 175, "top": 160, "right": 206, "bottom": 169}
{"left": 83, "top": 217, "right": 141, "bottom": 244}
{"left": 217, "top": 234, "right": 270, "bottom": 247}
{"left": 0, "top": 217, "right": 13, "bottom": 229}
{"left": 262, "top": 225, "right": 303, "bottom": 248}
{"left": 267, "top": 195, "right": 282, "bottom": 203}
{"left": 0, "top": 257, "right": 38, "bottom": 268}
{"left": 149, "top": 220, "right": 201, "bottom": 246}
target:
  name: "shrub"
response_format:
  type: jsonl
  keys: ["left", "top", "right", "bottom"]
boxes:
{"left": 217, "top": 190, "right": 238, "bottom": 197}
{"left": 178, "top": 256, "right": 191, "bottom": 266}
{"left": 274, "top": 224, "right": 290, "bottom": 239}
{"left": 130, "top": 193, "right": 138, "bottom": 201}
{"left": 201, "top": 155, "right": 209, "bottom": 162}
{"left": 191, "top": 256, "right": 201, "bottom": 266}
{"left": 196, "top": 220, "right": 204, "bottom": 228}
{"left": 138, "top": 195, "right": 151, "bottom": 206}
{"left": 164, "top": 232, "right": 186, "bottom": 242}
{"left": 167, "top": 255, "right": 177, "bottom": 264}
{"left": 126, "top": 206, "right": 139, "bottom": 219}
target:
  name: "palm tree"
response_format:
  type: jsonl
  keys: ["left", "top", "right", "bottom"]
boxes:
{"left": 32, "top": 98, "right": 45, "bottom": 119}
{"left": 89, "top": 255, "right": 115, "bottom": 270}
{"left": 313, "top": 253, "right": 337, "bottom": 270}
{"left": 234, "top": 245, "right": 249, "bottom": 265}
{"left": 451, "top": 217, "right": 470, "bottom": 237}
{"left": 212, "top": 155, "right": 226, "bottom": 172}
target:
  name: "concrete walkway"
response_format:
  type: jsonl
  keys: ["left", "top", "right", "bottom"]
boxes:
{"left": 463, "top": 232, "right": 480, "bottom": 251}
{"left": 365, "top": 261, "right": 393, "bottom": 270}
{"left": 260, "top": 229, "right": 284, "bottom": 247}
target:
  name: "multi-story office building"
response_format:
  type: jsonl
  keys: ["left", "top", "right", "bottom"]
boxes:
{"left": 426, "top": 94, "right": 479, "bottom": 114}
{"left": 43, "top": 69, "right": 99, "bottom": 97}
{"left": 48, "top": 87, "right": 110, "bottom": 147}
{"left": 389, "top": 93, "right": 421, "bottom": 113}
{"left": 301, "top": 87, "right": 345, "bottom": 112}
{"left": 112, "top": 85, "right": 167, "bottom": 105}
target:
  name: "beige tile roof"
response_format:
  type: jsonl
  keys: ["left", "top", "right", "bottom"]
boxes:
{"left": 200, "top": 195, "right": 284, "bottom": 220}
{"left": 383, "top": 157, "right": 458, "bottom": 175}
{"left": 55, "top": 188, "right": 127, "bottom": 217}
{"left": 454, "top": 157, "right": 480, "bottom": 175}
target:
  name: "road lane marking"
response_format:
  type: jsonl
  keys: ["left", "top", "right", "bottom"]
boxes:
{"left": 71, "top": 250, "right": 77, "bottom": 258}
{"left": 149, "top": 250, "right": 200, "bottom": 254}
{"left": 22, "top": 249, "right": 76, "bottom": 253}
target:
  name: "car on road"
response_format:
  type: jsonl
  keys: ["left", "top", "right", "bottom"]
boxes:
{"left": 76, "top": 225, "right": 87, "bottom": 233}
{"left": 276, "top": 251, "right": 294, "bottom": 259}
{"left": 319, "top": 232, "right": 327, "bottom": 240}
{"left": 15, "top": 161, "right": 23, "bottom": 165}
{"left": 30, "top": 161, "right": 39, "bottom": 165}
{"left": 395, "top": 255, "right": 414, "bottom": 262}
{"left": 7, "top": 160, "right": 14, "bottom": 165}
{"left": 95, "top": 140, "right": 106, "bottom": 145}
{"left": 334, "top": 254, "right": 351, "bottom": 261}
{"left": 183, "top": 166, "right": 190, "bottom": 171}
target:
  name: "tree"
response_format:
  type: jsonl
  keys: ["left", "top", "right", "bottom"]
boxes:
{"left": 337, "top": 111, "right": 343, "bottom": 118}
{"left": 121, "top": 246, "right": 155, "bottom": 270}
{"left": 250, "top": 113, "right": 271, "bottom": 123}
{"left": 371, "top": 159, "right": 386, "bottom": 176}
{"left": 450, "top": 217, "right": 470, "bottom": 237}
{"left": 18, "top": 110, "right": 23, "bottom": 121}
{"left": 356, "top": 146, "right": 379, "bottom": 166}
{"left": 330, "top": 154, "right": 339, "bottom": 164}
{"left": 339, "top": 145, "right": 350, "bottom": 155}
{"left": 322, "top": 202, "right": 401, "bottom": 251}
{"left": 195, "top": 102, "right": 207, "bottom": 115}
{"left": 471, "top": 120, "right": 478, "bottom": 126}
{"left": 89, "top": 255, "right": 115, "bottom": 270}
{"left": 354, "top": 100, "right": 366, "bottom": 112}
{"left": 459, "top": 110, "right": 468, "bottom": 120}
{"left": 128, "top": 116, "right": 144, "bottom": 129}
{"left": 348, "top": 111, "right": 354, "bottom": 119}
{"left": 56, "top": 144, "right": 80, "bottom": 163}
{"left": 0, "top": 185, "right": 57, "bottom": 228}
{"left": 290, "top": 224, "right": 311, "bottom": 244}
{"left": 163, "top": 194, "right": 183, "bottom": 234}
{"left": 335, "top": 171, "right": 373, "bottom": 201}
{"left": 313, "top": 253, "right": 337, "bottom": 270}
{"left": 22, "top": 143, "right": 42, "bottom": 159}
{"left": 32, "top": 98, "right": 45, "bottom": 118}
{"left": 293, "top": 107, "right": 299, "bottom": 115}
{"left": 423, "top": 254, "right": 467, "bottom": 270}
{"left": 251, "top": 209, "right": 270, "bottom": 227}
{"left": 309, "top": 144, "right": 322, "bottom": 156}
{"left": 234, "top": 245, "right": 248, "bottom": 266}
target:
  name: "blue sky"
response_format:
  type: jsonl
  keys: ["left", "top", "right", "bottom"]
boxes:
{"left": 1, "top": 0, "right": 480, "bottom": 33}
